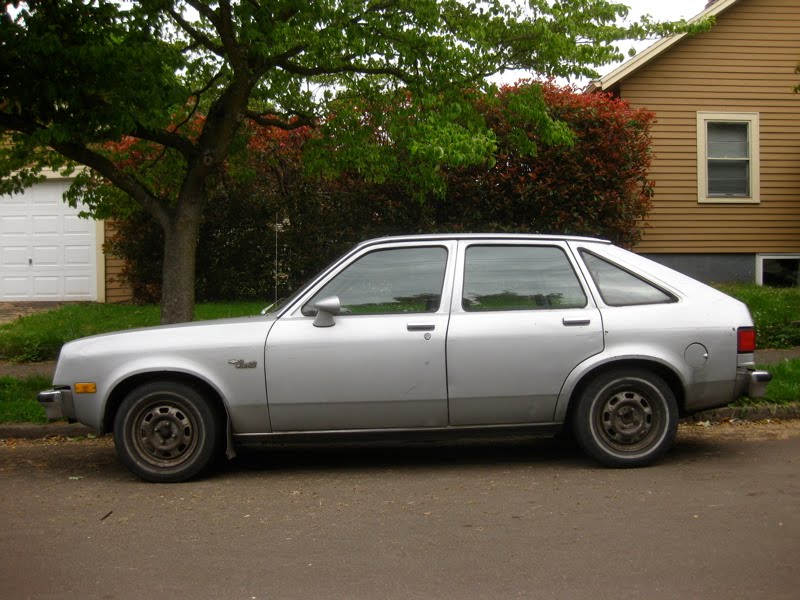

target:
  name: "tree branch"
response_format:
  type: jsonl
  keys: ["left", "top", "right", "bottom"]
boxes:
{"left": 277, "top": 59, "right": 409, "bottom": 81}
{"left": 168, "top": 8, "right": 225, "bottom": 58}
{"left": 0, "top": 112, "right": 171, "bottom": 228}
{"left": 51, "top": 141, "right": 171, "bottom": 228}
{"left": 244, "top": 111, "right": 315, "bottom": 129}
{"left": 131, "top": 124, "right": 197, "bottom": 160}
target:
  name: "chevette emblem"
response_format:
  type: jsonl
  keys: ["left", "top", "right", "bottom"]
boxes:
{"left": 228, "top": 359, "right": 257, "bottom": 369}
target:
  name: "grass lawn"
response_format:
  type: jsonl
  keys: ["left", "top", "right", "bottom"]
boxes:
{"left": 0, "top": 301, "right": 266, "bottom": 362}
{"left": 740, "top": 359, "right": 800, "bottom": 406}
{"left": 0, "top": 375, "right": 51, "bottom": 423}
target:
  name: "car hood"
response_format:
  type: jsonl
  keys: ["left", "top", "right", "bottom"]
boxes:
{"left": 57, "top": 314, "right": 277, "bottom": 361}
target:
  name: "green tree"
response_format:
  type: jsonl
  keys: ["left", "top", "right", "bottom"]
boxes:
{"left": 0, "top": 1, "right": 705, "bottom": 323}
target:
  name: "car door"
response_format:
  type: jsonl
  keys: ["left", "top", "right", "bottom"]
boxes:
{"left": 265, "top": 242, "right": 455, "bottom": 431}
{"left": 446, "top": 241, "right": 604, "bottom": 425}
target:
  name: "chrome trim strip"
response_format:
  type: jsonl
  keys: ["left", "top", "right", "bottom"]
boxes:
{"left": 233, "top": 422, "right": 563, "bottom": 445}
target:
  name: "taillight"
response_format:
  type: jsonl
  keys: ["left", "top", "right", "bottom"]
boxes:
{"left": 737, "top": 327, "right": 756, "bottom": 353}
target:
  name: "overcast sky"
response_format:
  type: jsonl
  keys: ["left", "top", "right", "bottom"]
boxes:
{"left": 598, "top": 0, "right": 711, "bottom": 76}
{"left": 624, "top": 0, "right": 709, "bottom": 21}
{"left": 492, "top": 0, "right": 712, "bottom": 84}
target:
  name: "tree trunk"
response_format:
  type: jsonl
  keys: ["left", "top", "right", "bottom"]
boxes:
{"left": 160, "top": 208, "right": 202, "bottom": 324}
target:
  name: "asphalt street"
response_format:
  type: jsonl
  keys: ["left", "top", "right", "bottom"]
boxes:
{"left": 1, "top": 421, "right": 799, "bottom": 600}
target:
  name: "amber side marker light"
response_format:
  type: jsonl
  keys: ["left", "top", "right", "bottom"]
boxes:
{"left": 737, "top": 327, "right": 756, "bottom": 354}
{"left": 74, "top": 383, "right": 97, "bottom": 394}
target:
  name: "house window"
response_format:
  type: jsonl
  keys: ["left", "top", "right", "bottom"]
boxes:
{"left": 756, "top": 254, "right": 800, "bottom": 288}
{"left": 697, "top": 112, "right": 760, "bottom": 203}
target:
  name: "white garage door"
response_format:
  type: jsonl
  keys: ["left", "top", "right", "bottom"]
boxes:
{"left": 0, "top": 179, "right": 98, "bottom": 301}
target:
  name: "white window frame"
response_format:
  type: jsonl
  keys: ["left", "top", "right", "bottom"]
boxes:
{"left": 696, "top": 112, "right": 760, "bottom": 204}
{"left": 756, "top": 254, "right": 800, "bottom": 287}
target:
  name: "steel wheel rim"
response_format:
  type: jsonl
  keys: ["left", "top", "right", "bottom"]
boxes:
{"left": 594, "top": 386, "right": 664, "bottom": 454}
{"left": 129, "top": 395, "right": 201, "bottom": 468}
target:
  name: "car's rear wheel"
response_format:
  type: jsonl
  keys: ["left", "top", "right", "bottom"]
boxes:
{"left": 114, "top": 381, "right": 220, "bottom": 483}
{"left": 572, "top": 368, "right": 678, "bottom": 468}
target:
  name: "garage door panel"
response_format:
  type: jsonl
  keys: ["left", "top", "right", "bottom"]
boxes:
{"left": 1, "top": 194, "right": 26, "bottom": 206}
{"left": 63, "top": 215, "right": 93, "bottom": 235}
{"left": 32, "top": 246, "right": 60, "bottom": 266}
{"left": 33, "top": 276, "right": 60, "bottom": 297}
{"left": 1, "top": 276, "right": 30, "bottom": 297}
{"left": 2, "top": 246, "right": 29, "bottom": 267}
{"left": 32, "top": 215, "right": 59, "bottom": 234}
{"left": 64, "top": 276, "right": 91, "bottom": 297}
{"left": 63, "top": 245, "right": 90, "bottom": 266}
{"left": 1, "top": 216, "right": 29, "bottom": 236}
{"left": 30, "top": 184, "right": 67, "bottom": 205}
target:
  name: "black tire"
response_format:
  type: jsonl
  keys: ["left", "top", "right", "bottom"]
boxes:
{"left": 572, "top": 368, "right": 678, "bottom": 468}
{"left": 113, "top": 381, "right": 221, "bottom": 483}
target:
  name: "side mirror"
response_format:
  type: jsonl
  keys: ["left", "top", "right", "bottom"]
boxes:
{"left": 312, "top": 296, "right": 341, "bottom": 327}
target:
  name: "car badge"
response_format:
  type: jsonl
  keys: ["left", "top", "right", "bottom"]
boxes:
{"left": 228, "top": 359, "right": 257, "bottom": 369}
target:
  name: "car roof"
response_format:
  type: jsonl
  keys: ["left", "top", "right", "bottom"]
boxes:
{"left": 357, "top": 233, "right": 612, "bottom": 249}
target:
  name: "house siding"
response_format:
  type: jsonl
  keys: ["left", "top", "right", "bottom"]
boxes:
{"left": 103, "top": 221, "right": 133, "bottom": 303}
{"left": 611, "top": 0, "right": 800, "bottom": 254}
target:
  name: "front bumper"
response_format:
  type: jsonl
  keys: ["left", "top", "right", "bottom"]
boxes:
{"left": 734, "top": 369, "right": 773, "bottom": 399}
{"left": 37, "top": 388, "right": 75, "bottom": 421}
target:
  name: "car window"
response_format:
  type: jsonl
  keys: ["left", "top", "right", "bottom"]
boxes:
{"left": 303, "top": 246, "right": 447, "bottom": 315}
{"left": 580, "top": 251, "right": 676, "bottom": 306}
{"left": 462, "top": 245, "right": 587, "bottom": 311}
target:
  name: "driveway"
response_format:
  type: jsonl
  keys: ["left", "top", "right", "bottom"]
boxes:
{"left": 1, "top": 421, "right": 799, "bottom": 599}
{"left": 0, "top": 301, "right": 62, "bottom": 325}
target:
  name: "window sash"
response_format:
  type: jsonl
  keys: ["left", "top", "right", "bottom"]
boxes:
{"left": 706, "top": 122, "right": 749, "bottom": 196}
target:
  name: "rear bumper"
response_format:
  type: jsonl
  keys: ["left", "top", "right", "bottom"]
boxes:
{"left": 37, "top": 388, "right": 75, "bottom": 421}
{"left": 734, "top": 368, "right": 772, "bottom": 399}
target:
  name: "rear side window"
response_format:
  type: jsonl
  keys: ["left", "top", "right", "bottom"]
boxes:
{"left": 580, "top": 251, "right": 676, "bottom": 306}
{"left": 462, "top": 245, "right": 587, "bottom": 311}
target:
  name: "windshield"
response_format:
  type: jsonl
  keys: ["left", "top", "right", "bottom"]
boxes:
{"left": 260, "top": 246, "right": 356, "bottom": 315}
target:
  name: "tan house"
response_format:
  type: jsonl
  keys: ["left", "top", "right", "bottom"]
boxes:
{"left": 589, "top": 0, "right": 800, "bottom": 286}
{"left": 0, "top": 171, "right": 131, "bottom": 302}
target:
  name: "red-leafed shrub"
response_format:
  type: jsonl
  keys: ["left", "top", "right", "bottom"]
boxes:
{"left": 432, "top": 81, "right": 655, "bottom": 247}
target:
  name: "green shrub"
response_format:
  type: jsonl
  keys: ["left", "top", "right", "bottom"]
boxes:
{"left": 717, "top": 284, "right": 800, "bottom": 349}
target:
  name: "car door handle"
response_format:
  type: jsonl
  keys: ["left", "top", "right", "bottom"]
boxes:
{"left": 562, "top": 317, "right": 591, "bottom": 326}
{"left": 407, "top": 323, "right": 436, "bottom": 331}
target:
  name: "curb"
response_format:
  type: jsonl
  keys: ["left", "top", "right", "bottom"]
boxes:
{"left": 0, "top": 422, "right": 95, "bottom": 440}
{"left": 683, "top": 403, "right": 800, "bottom": 423}
{"left": 2, "top": 404, "right": 799, "bottom": 440}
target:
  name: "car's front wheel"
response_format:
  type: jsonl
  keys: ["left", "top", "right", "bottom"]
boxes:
{"left": 572, "top": 368, "right": 678, "bottom": 468}
{"left": 114, "top": 381, "right": 221, "bottom": 483}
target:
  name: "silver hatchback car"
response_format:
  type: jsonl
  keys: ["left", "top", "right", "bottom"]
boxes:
{"left": 39, "top": 234, "right": 771, "bottom": 482}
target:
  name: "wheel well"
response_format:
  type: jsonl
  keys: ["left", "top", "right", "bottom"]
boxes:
{"left": 565, "top": 359, "right": 686, "bottom": 425}
{"left": 103, "top": 372, "right": 227, "bottom": 434}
